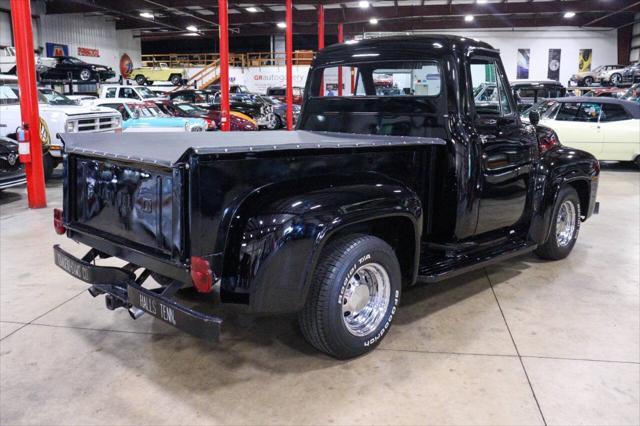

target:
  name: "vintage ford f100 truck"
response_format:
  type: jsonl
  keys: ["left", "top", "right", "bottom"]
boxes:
{"left": 54, "top": 36, "right": 600, "bottom": 359}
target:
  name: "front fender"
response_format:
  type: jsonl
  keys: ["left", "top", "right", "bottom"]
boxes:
{"left": 221, "top": 176, "right": 422, "bottom": 314}
{"left": 529, "top": 146, "right": 599, "bottom": 244}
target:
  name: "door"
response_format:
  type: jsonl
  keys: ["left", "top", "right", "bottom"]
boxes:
{"left": 598, "top": 103, "right": 640, "bottom": 162}
{"left": 545, "top": 102, "right": 603, "bottom": 157}
{"left": 470, "top": 56, "right": 536, "bottom": 235}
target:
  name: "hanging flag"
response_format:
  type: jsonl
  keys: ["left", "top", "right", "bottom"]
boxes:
{"left": 517, "top": 49, "right": 530, "bottom": 79}
{"left": 547, "top": 49, "right": 561, "bottom": 80}
{"left": 579, "top": 49, "right": 593, "bottom": 72}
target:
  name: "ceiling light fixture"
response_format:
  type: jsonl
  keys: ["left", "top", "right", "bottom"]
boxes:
{"left": 477, "top": 0, "right": 488, "bottom": 3}
{"left": 359, "top": 1, "right": 370, "bottom": 8}
{"left": 277, "top": 22, "right": 286, "bottom": 28}
{"left": 563, "top": 11, "right": 576, "bottom": 18}
{"left": 246, "top": 7, "right": 258, "bottom": 13}
{"left": 186, "top": 25, "right": 198, "bottom": 32}
{"left": 139, "top": 12, "right": 154, "bottom": 19}
{"left": 464, "top": 15, "right": 474, "bottom": 22}
{"left": 369, "top": 18, "right": 379, "bottom": 24}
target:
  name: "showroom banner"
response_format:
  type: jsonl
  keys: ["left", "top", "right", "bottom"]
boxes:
{"left": 516, "top": 49, "right": 530, "bottom": 79}
{"left": 579, "top": 49, "right": 593, "bottom": 72}
{"left": 547, "top": 49, "right": 561, "bottom": 81}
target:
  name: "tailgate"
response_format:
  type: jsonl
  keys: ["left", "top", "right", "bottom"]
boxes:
{"left": 69, "top": 156, "right": 185, "bottom": 258}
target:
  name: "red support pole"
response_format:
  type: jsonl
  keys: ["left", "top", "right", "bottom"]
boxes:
{"left": 10, "top": 0, "right": 46, "bottom": 208}
{"left": 318, "top": 5, "right": 324, "bottom": 49}
{"left": 285, "top": 0, "right": 294, "bottom": 130}
{"left": 337, "top": 23, "right": 343, "bottom": 96}
{"left": 218, "top": 0, "right": 231, "bottom": 132}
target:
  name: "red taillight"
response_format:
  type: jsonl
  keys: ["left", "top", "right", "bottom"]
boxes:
{"left": 538, "top": 131, "right": 559, "bottom": 154}
{"left": 190, "top": 256, "right": 213, "bottom": 293}
{"left": 205, "top": 118, "right": 216, "bottom": 130}
{"left": 53, "top": 208, "right": 66, "bottom": 235}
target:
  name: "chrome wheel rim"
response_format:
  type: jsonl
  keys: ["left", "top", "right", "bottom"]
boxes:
{"left": 80, "top": 69, "right": 91, "bottom": 80}
{"left": 556, "top": 200, "right": 577, "bottom": 247}
{"left": 341, "top": 262, "right": 390, "bottom": 337}
{"left": 612, "top": 74, "right": 621, "bottom": 84}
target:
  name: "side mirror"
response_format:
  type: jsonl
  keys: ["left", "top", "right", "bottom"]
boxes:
{"left": 529, "top": 110, "right": 540, "bottom": 126}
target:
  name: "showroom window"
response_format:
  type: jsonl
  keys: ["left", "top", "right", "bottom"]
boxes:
{"left": 469, "top": 58, "right": 514, "bottom": 116}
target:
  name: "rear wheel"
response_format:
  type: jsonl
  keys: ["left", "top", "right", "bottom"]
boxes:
{"left": 134, "top": 74, "right": 146, "bottom": 85}
{"left": 298, "top": 235, "right": 401, "bottom": 359}
{"left": 535, "top": 186, "right": 581, "bottom": 260}
{"left": 170, "top": 74, "right": 182, "bottom": 86}
{"left": 79, "top": 68, "right": 92, "bottom": 81}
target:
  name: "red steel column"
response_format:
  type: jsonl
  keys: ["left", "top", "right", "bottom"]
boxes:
{"left": 337, "top": 23, "right": 343, "bottom": 96}
{"left": 285, "top": 0, "right": 294, "bottom": 130}
{"left": 10, "top": 0, "right": 46, "bottom": 208}
{"left": 218, "top": 0, "right": 231, "bottom": 131}
{"left": 318, "top": 4, "right": 324, "bottom": 96}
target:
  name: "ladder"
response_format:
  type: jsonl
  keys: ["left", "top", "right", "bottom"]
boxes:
{"left": 180, "top": 59, "right": 221, "bottom": 91}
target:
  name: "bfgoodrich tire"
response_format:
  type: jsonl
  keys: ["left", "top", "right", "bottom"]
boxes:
{"left": 535, "top": 186, "right": 581, "bottom": 260}
{"left": 298, "top": 235, "right": 401, "bottom": 359}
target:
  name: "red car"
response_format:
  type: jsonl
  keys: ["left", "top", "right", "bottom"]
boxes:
{"left": 155, "top": 100, "right": 258, "bottom": 131}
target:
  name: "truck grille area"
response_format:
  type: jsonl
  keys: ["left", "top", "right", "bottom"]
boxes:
{"left": 73, "top": 159, "right": 181, "bottom": 256}
{"left": 71, "top": 116, "right": 120, "bottom": 132}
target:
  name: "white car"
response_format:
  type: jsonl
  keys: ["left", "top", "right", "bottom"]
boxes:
{"left": 0, "top": 79, "right": 122, "bottom": 179}
{"left": 598, "top": 65, "right": 627, "bottom": 86}
{"left": 0, "top": 46, "right": 56, "bottom": 74}
{"left": 97, "top": 84, "right": 167, "bottom": 104}
{"left": 526, "top": 97, "right": 640, "bottom": 167}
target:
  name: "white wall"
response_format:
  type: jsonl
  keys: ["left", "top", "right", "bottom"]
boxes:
{"left": 372, "top": 28, "right": 619, "bottom": 85}
{"left": 39, "top": 14, "right": 141, "bottom": 80}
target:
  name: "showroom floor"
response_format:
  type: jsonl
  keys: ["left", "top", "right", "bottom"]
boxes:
{"left": 0, "top": 166, "right": 638, "bottom": 426}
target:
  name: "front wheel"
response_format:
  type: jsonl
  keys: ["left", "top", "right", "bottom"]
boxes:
{"left": 535, "top": 186, "right": 581, "bottom": 260}
{"left": 583, "top": 76, "right": 594, "bottom": 86}
{"left": 298, "top": 235, "right": 401, "bottom": 359}
{"left": 611, "top": 73, "right": 622, "bottom": 86}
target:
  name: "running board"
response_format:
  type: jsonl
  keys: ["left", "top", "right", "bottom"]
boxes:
{"left": 417, "top": 240, "right": 537, "bottom": 283}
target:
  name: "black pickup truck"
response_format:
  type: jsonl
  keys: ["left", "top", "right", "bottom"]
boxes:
{"left": 54, "top": 36, "right": 599, "bottom": 359}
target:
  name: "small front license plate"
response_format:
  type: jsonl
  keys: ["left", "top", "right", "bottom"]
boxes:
{"left": 127, "top": 285, "right": 221, "bottom": 340}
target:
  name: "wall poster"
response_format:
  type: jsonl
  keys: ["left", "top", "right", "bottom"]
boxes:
{"left": 579, "top": 49, "right": 593, "bottom": 72}
{"left": 45, "top": 42, "right": 68, "bottom": 57}
{"left": 547, "top": 49, "right": 562, "bottom": 81}
{"left": 516, "top": 49, "right": 530, "bottom": 79}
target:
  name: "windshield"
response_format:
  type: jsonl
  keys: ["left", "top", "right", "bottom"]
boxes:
{"left": 176, "top": 103, "right": 207, "bottom": 114}
{"left": 65, "top": 57, "right": 85, "bottom": 65}
{"left": 126, "top": 103, "right": 167, "bottom": 118}
{"left": 137, "top": 86, "right": 158, "bottom": 99}
{"left": 0, "top": 86, "right": 20, "bottom": 105}
{"left": 521, "top": 100, "right": 560, "bottom": 119}
{"left": 39, "top": 89, "right": 77, "bottom": 105}
{"left": 593, "top": 66, "right": 604, "bottom": 73}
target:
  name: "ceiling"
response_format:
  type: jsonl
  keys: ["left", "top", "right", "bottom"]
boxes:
{"left": 44, "top": 0, "right": 640, "bottom": 39}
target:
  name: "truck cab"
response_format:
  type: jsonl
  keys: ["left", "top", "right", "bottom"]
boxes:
{"left": 54, "top": 36, "right": 599, "bottom": 359}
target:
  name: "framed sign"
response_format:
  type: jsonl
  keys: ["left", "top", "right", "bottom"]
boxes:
{"left": 547, "top": 49, "right": 561, "bottom": 81}
{"left": 517, "top": 49, "right": 530, "bottom": 79}
{"left": 77, "top": 47, "right": 100, "bottom": 57}
{"left": 45, "top": 42, "right": 68, "bottom": 57}
{"left": 579, "top": 49, "right": 593, "bottom": 72}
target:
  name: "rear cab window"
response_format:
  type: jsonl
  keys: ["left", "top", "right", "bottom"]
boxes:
{"left": 600, "top": 104, "right": 631, "bottom": 122}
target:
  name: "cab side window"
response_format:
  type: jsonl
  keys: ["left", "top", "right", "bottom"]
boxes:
{"left": 118, "top": 88, "right": 139, "bottom": 99}
{"left": 600, "top": 104, "right": 631, "bottom": 122}
{"left": 105, "top": 88, "right": 117, "bottom": 98}
{"left": 470, "top": 58, "right": 514, "bottom": 116}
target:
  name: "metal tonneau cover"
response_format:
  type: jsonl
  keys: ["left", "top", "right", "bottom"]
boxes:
{"left": 60, "top": 131, "right": 446, "bottom": 167}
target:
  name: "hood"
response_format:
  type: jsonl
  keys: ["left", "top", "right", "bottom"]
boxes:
{"left": 0, "top": 137, "right": 19, "bottom": 154}
{"left": 39, "top": 103, "right": 120, "bottom": 116}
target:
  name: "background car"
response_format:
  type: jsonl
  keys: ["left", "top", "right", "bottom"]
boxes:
{"left": 95, "top": 100, "right": 207, "bottom": 132}
{"left": 582, "top": 87, "right": 626, "bottom": 98}
{"left": 511, "top": 79, "right": 566, "bottom": 112}
{"left": 622, "top": 63, "right": 640, "bottom": 84}
{"left": 0, "top": 46, "right": 56, "bottom": 74}
{"left": 39, "top": 56, "right": 115, "bottom": 82}
{"left": 0, "top": 136, "right": 25, "bottom": 191}
{"left": 598, "top": 65, "right": 627, "bottom": 86}
{"left": 621, "top": 83, "right": 640, "bottom": 103}
{"left": 98, "top": 84, "right": 166, "bottom": 102}
{"left": 266, "top": 86, "right": 303, "bottom": 104}
{"left": 534, "top": 97, "right": 640, "bottom": 167}
{"left": 262, "top": 95, "right": 300, "bottom": 129}
{"left": 569, "top": 65, "right": 623, "bottom": 87}
{"left": 155, "top": 100, "right": 258, "bottom": 131}
{"left": 128, "top": 62, "right": 187, "bottom": 86}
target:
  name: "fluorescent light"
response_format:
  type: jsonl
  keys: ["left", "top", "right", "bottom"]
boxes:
{"left": 563, "top": 11, "right": 576, "bottom": 18}
{"left": 353, "top": 53, "right": 379, "bottom": 57}
{"left": 464, "top": 15, "right": 474, "bottom": 22}
{"left": 359, "top": 1, "right": 370, "bottom": 8}
{"left": 477, "top": 0, "right": 488, "bottom": 3}
{"left": 139, "top": 12, "right": 154, "bottom": 19}
{"left": 185, "top": 33, "right": 199, "bottom": 37}
{"left": 186, "top": 25, "right": 198, "bottom": 32}
{"left": 245, "top": 7, "right": 258, "bottom": 13}
{"left": 277, "top": 22, "right": 286, "bottom": 28}
{"left": 369, "top": 18, "right": 378, "bottom": 24}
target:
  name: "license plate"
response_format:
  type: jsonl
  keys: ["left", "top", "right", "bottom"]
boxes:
{"left": 127, "top": 285, "right": 221, "bottom": 340}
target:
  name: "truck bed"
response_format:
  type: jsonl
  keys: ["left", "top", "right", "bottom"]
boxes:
{"left": 60, "top": 131, "right": 446, "bottom": 167}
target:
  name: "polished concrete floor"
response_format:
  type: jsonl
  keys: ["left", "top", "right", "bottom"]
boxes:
{"left": 1, "top": 166, "right": 638, "bottom": 425}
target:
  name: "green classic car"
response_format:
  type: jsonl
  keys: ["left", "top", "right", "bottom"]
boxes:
{"left": 129, "top": 62, "right": 187, "bottom": 86}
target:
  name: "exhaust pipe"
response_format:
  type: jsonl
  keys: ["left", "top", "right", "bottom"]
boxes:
{"left": 128, "top": 307, "right": 145, "bottom": 320}
{"left": 87, "top": 286, "right": 102, "bottom": 298}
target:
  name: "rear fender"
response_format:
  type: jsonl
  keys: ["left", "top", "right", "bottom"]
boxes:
{"left": 529, "top": 146, "right": 599, "bottom": 244}
{"left": 221, "top": 176, "right": 422, "bottom": 314}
